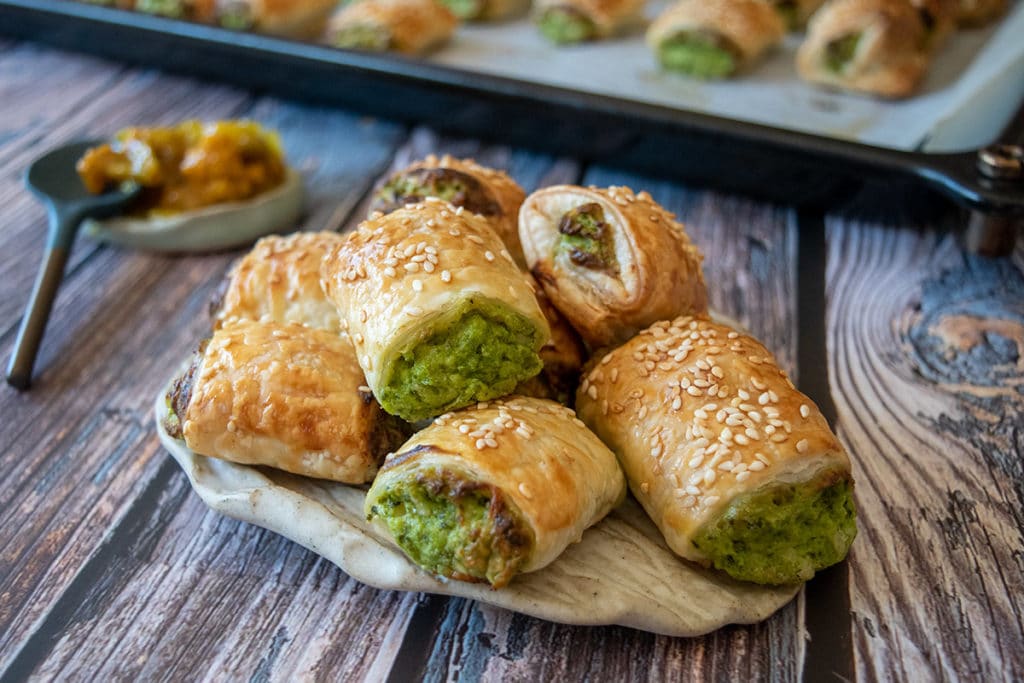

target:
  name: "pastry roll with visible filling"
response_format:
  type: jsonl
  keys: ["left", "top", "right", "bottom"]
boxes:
{"left": 576, "top": 315, "right": 857, "bottom": 585}
{"left": 438, "top": 0, "right": 527, "bottom": 21}
{"left": 796, "top": 0, "right": 929, "bottom": 98}
{"left": 164, "top": 320, "right": 407, "bottom": 483}
{"left": 954, "top": 0, "right": 1004, "bottom": 25}
{"left": 534, "top": 0, "right": 645, "bottom": 44}
{"left": 764, "top": 0, "right": 826, "bottom": 29}
{"left": 371, "top": 155, "right": 528, "bottom": 268}
{"left": 133, "top": 0, "right": 213, "bottom": 20}
{"left": 365, "top": 396, "right": 626, "bottom": 588}
{"left": 210, "top": 232, "right": 345, "bottom": 332}
{"left": 515, "top": 277, "right": 587, "bottom": 405}
{"left": 321, "top": 198, "right": 550, "bottom": 422}
{"left": 519, "top": 184, "right": 707, "bottom": 350}
{"left": 646, "top": 0, "right": 785, "bottom": 79}
{"left": 212, "top": 0, "right": 339, "bottom": 37}
{"left": 326, "top": 0, "right": 457, "bottom": 55}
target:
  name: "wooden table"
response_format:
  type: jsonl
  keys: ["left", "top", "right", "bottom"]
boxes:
{"left": 1, "top": 38, "right": 1022, "bottom": 683}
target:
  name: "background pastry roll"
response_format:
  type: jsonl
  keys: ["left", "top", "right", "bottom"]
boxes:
{"left": 365, "top": 397, "right": 626, "bottom": 588}
{"left": 438, "top": 0, "right": 528, "bottom": 21}
{"left": 326, "top": 0, "right": 457, "bottom": 54}
{"left": 322, "top": 198, "right": 550, "bottom": 422}
{"left": 519, "top": 184, "right": 707, "bottom": 350}
{"left": 371, "top": 155, "right": 528, "bottom": 268}
{"left": 212, "top": 0, "right": 339, "bottom": 36}
{"left": 211, "top": 231, "right": 345, "bottom": 332}
{"left": 955, "top": 0, "right": 1005, "bottom": 24}
{"left": 165, "top": 320, "right": 407, "bottom": 484}
{"left": 534, "top": 0, "right": 645, "bottom": 44}
{"left": 646, "top": 0, "right": 785, "bottom": 79}
{"left": 796, "top": 0, "right": 929, "bottom": 98}
{"left": 576, "top": 315, "right": 857, "bottom": 585}
{"left": 763, "top": 0, "right": 826, "bottom": 29}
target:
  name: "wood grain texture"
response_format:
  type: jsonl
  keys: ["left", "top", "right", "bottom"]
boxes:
{"left": 408, "top": 165, "right": 804, "bottom": 682}
{"left": 0, "top": 50, "right": 406, "bottom": 677}
{"left": 825, "top": 213, "right": 1024, "bottom": 681}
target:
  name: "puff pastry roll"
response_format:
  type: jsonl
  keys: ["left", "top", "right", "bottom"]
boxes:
{"left": 211, "top": 232, "right": 345, "bottom": 332}
{"left": 796, "top": 0, "right": 929, "bottom": 98}
{"left": 515, "top": 277, "right": 587, "bottom": 405}
{"left": 646, "top": 0, "right": 785, "bottom": 78}
{"left": 520, "top": 185, "right": 707, "bottom": 350}
{"left": 439, "top": 0, "right": 528, "bottom": 21}
{"left": 576, "top": 316, "right": 857, "bottom": 585}
{"left": 365, "top": 396, "right": 626, "bottom": 588}
{"left": 321, "top": 199, "right": 550, "bottom": 422}
{"left": 954, "top": 0, "right": 1004, "bottom": 25}
{"left": 165, "top": 320, "right": 407, "bottom": 484}
{"left": 213, "top": 0, "right": 339, "bottom": 37}
{"left": 371, "top": 155, "right": 528, "bottom": 268}
{"left": 326, "top": 0, "right": 457, "bottom": 55}
{"left": 534, "top": 0, "right": 645, "bottom": 44}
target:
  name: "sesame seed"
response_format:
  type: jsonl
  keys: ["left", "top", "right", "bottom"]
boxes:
{"left": 734, "top": 433, "right": 750, "bottom": 446}
{"left": 458, "top": 424, "right": 471, "bottom": 434}
{"left": 518, "top": 483, "right": 533, "bottom": 499}
{"left": 721, "top": 427, "right": 733, "bottom": 442}
{"left": 689, "top": 454, "right": 705, "bottom": 468}
{"left": 686, "top": 485, "right": 700, "bottom": 496}
{"left": 412, "top": 280, "right": 423, "bottom": 292}
{"left": 587, "top": 385, "right": 598, "bottom": 400}
{"left": 704, "top": 470, "right": 716, "bottom": 485}
{"left": 719, "top": 461, "right": 733, "bottom": 471}
{"left": 759, "top": 392, "right": 771, "bottom": 405}
{"left": 800, "top": 404, "right": 811, "bottom": 418}
{"left": 749, "top": 461, "right": 765, "bottom": 472}
{"left": 686, "top": 386, "right": 701, "bottom": 397}
{"left": 796, "top": 439, "right": 809, "bottom": 453}
{"left": 736, "top": 471, "right": 751, "bottom": 483}
{"left": 755, "top": 452, "right": 770, "bottom": 464}
{"left": 705, "top": 495, "right": 721, "bottom": 507}
{"left": 423, "top": 262, "right": 435, "bottom": 273}
{"left": 384, "top": 266, "right": 396, "bottom": 278}
{"left": 485, "top": 438, "right": 498, "bottom": 448}
{"left": 485, "top": 251, "right": 495, "bottom": 262}
{"left": 682, "top": 495, "right": 696, "bottom": 508}
{"left": 671, "top": 397, "right": 682, "bottom": 411}
{"left": 638, "top": 406, "right": 648, "bottom": 419}
{"left": 441, "top": 270, "right": 452, "bottom": 283}
{"left": 468, "top": 235, "right": 485, "bottom": 245}
{"left": 738, "top": 389, "right": 750, "bottom": 400}
{"left": 475, "top": 439, "right": 487, "bottom": 450}
{"left": 641, "top": 482, "right": 650, "bottom": 494}
{"left": 404, "top": 262, "right": 420, "bottom": 273}
{"left": 405, "top": 306, "right": 423, "bottom": 317}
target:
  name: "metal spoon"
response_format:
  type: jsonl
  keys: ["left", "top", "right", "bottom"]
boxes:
{"left": 6, "top": 140, "right": 140, "bottom": 390}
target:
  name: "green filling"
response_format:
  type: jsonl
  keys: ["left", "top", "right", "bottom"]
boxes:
{"left": 220, "top": 11, "right": 255, "bottom": 31}
{"left": 556, "top": 202, "right": 618, "bottom": 272}
{"left": 163, "top": 395, "right": 181, "bottom": 439}
{"left": 369, "top": 470, "right": 532, "bottom": 587}
{"left": 334, "top": 25, "right": 393, "bottom": 51}
{"left": 135, "top": 0, "right": 185, "bottom": 18}
{"left": 825, "top": 33, "right": 862, "bottom": 73}
{"left": 379, "top": 297, "right": 544, "bottom": 422}
{"left": 658, "top": 31, "right": 738, "bottom": 79}
{"left": 381, "top": 175, "right": 467, "bottom": 205}
{"left": 691, "top": 469, "right": 857, "bottom": 584}
{"left": 537, "top": 8, "right": 597, "bottom": 45}
{"left": 440, "top": 0, "right": 484, "bottom": 19}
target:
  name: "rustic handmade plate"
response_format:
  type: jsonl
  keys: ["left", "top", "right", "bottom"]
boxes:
{"left": 153, "top": 383, "right": 799, "bottom": 637}
{"left": 82, "top": 168, "right": 304, "bottom": 252}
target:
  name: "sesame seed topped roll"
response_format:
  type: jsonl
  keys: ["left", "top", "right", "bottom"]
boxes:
{"left": 519, "top": 185, "right": 707, "bottom": 350}
{"left": 365, "top": 396, "right": 626, "bottom": 588}
{"left": 322, "top": 198, "right": 550, "bottom": 422}
{"left": 164, "top": 320, "right": 408, "bottom": 484}
{"left": 371, "top": 155, "right": 528, "bottom": 269}
{"left": 576, "top": 316, "right": 856, "bottom": 585}
{"left": 211, "top": 232, "right": 346, "bottom": 332}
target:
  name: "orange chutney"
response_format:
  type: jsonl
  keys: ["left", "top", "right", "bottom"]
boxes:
{"left": 77, "top": 120, "right": 287, "bottom": 215}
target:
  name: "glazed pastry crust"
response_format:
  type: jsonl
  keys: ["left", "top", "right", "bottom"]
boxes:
{"left": 321, "top": 198, "right": 550, "bottom": 399}
{"left": 475, "top": 0, "right": 531, "bottom": 20}
{"left": 955, "top": 0, "right": 1005, "bottom": 25}
{"left": 796, "top": 0, "right": 929, "bottom": 98}
{"left": 213, "top": 232, "right": 345, "bottom": 332}
{"left": 181, "top": 321, "right": 389, "bottom": 484}
{"left": 373, "top": 155, "right": 528, "bottom": 268}
{"left": 217, "top": 0, "right": 339, "bottom": 37}
{"left": 520, "top": 185, "right": 707, "bottom": 350}
{"left": 366, "top": 396, "right": 626, "bottom": 574}
{"left": 646, "top": 0, "right": 785, "bottom": 66}
{"left": 534, "top": 0, "right": 646, "bottom": 36}
{"left": 575, "top": 315, "right": 852, "bottom": 564}
{"left": 327, "top": 0, "right": 458, "bottom": 54}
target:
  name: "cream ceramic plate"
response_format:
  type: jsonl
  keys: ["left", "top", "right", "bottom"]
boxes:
{"left": 153, "top": 380, "right": 799, "bottom": 637}
{"left": 83, "top": 168, "right": 304, "bottom": 252}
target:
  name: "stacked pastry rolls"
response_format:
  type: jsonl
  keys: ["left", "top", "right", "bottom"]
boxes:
{"left": 576, "top": 315, "right": 857, "bottom": 584}
{"left": 519, "top": 184, "right": 707, "bottom": 350}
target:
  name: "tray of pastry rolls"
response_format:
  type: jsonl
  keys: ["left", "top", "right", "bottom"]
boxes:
{"left": 3, "top": 0, "right": 1022, "bottom": 214}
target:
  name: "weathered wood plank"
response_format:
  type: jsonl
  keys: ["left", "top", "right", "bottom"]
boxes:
{"left": 410, "top": 165, "right": 803, "bottom": 681}
{"left": 825, "top": 214, "right": 1024, "bottom": 681}
{"left": 0, "top": 85, "right": 405, "bottom": 676}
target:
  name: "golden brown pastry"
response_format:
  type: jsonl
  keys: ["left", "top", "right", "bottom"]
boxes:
{"left": 534, "top": 0, "right": 646, "bottom": 44}
{"left": 576, "top": 315, "right": 857, "bottom": 585}
{"left": 910, "top": 0, "right": 956, "bottom": 51}
{"left": 515, "top": 276, "right": 587, "bottom": 405}
{"left": 164, "top": 320, "right": 407, "bottom": 484}
{"left": 954, "top": 0, "right": 1005, "bottom": 25}
{"left": 764, "top": 0, "right": 827, "bottom": 29}
{"left": 796, "top": 0, "right": 929, "bottom": 98}
{"left": 370, "top": 155, "right": 528, "bottom": 269}
{"left": 439, "top": 0, "right": 528, "bottom": 21}
{"left": 519, "top": 185, "right": 707, "bottom": 350}
{"left": 321, "top": 198, "right": 550, "bottom": 422}
{"left": 211, "top": 232, "right": 345, "bottom": 332}
{"left": 646, "top": 0, "right": 785, "bottom": 78}
{"left": 213, "top": 0, "right": 339, "bottom": 37}
{"left": 326, "top": 0, "right": 458, "bottom": 55}
{"left": 365, "top": 396, "right": 626, "bottom": 588}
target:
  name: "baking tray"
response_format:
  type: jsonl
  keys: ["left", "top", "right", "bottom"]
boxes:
{"left": 2, "top": 0, "right": 1023, "bottom": 215}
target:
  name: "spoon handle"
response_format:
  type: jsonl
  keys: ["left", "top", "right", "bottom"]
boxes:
{"left": 6, "top": 209, "right": 77, "bottom": 390}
